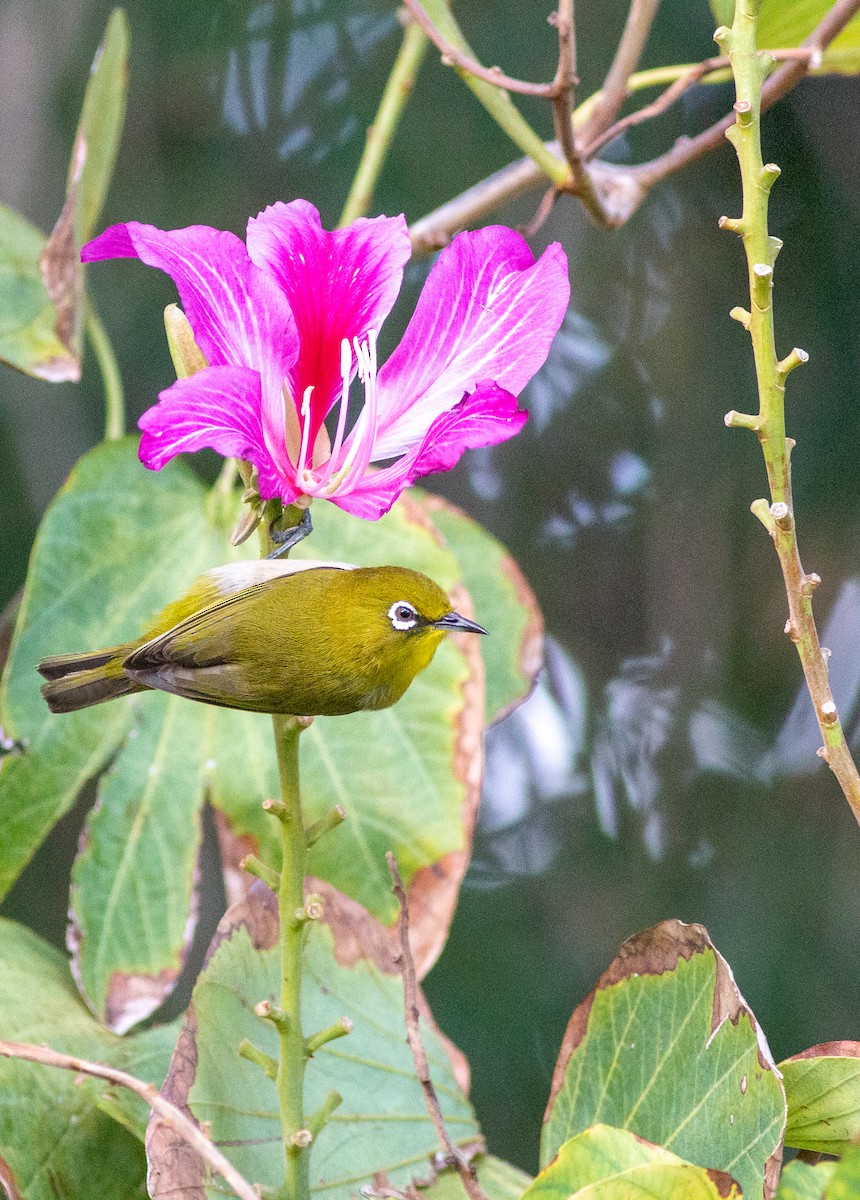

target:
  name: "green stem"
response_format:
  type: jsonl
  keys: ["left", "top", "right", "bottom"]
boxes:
{"left": 339, "top": 20, "right": 429, "bottom": 226}
{"left": 86, "top": 299, "right": 124, "bottom": 441}
{"left": 271, "top": 714, "right": 311, "bottom": 1200}
{"left": 719, "top": 2, "right": 860, "bottom": 822}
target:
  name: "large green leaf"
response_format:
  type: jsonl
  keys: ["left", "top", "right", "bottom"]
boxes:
{"left": 824, "top": 1143, "right": 860, "bottom": 1199}
{"left": 0, "top": 439, "right": 494, "bottom": 1024}
{"left": 0, "top": 203, "right": 78, "bottom": 380}
{"left": 773, "top": 1160, "right": 836, "bottom": 1200}
{"left": 410, "top": 493, "right": 543, "bottom": 726}
{"left": 210, "top": 491, "right": 486, "bottom": 971}
{"left": 541, "top": 920, "right": 785, "bottom": 1200}
{"left": 779, "top": 1042, "right": 860, "bottom": 1155}
{"left": 0, "top": 917, "right": 179, "bottom": 1200}
{"left": 146, "top": 884, "right": 480, "bottom": 1200}
{"left": 69, "top": 694, "right": 207, "bottom": 1032}
{"left": 710, "top": 1, "right": 860, "bottom": 74}
{"left": 525, "top": 1125, "right": 741, "bottom": 1200}
{"left": 757, "top": 0, "right": 860, "bottom": 54}
{"left": 0, "top": 439, "right": 243, "bottom": 1030}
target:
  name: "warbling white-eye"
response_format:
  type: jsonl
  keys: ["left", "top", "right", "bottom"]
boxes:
{"left": 38, "top": 560, "right": 487, "bottom": 717}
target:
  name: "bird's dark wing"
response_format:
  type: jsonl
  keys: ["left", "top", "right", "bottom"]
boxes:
{"left": 125, "top": 589, "right": 252, "bottom": 674}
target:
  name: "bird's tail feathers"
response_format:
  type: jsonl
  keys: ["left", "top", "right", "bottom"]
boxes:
{"left": 38, "top": 644, "right": 142, "bottom": 713}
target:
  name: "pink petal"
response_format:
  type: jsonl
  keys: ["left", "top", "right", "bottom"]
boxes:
{"left": 83, "top": 222, "right": 298, "bottom": 396}
{"left": 373, "top": 228, "right": 569, "bottom": 459}
{"left": 138, "top": 364, "right": 300, "bottom": 505}
{"left": 331, "top": 382, "right": 527, "bottom": 521}
{"left": 246, "top": 200, "right": 411, "bottom": 446}
{"left": 405, "top": 381, "right": 528, "bottom": 476}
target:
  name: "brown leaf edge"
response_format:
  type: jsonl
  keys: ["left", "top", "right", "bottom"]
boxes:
{"left": 411, "top": 491, "right": 544, "bottom": 726}
{"left": 782, "top": 1041, "right": 860, "bottom": 1062}
{"left": 67, "top": 807, "right": 202, "bottom": 1034}
{"left": 0, "top": 1154, "right": 22, "bottom": 1200}
{"left": 542, "top": 919, "right": 785, "bottom": 1199}
{"left": 215, "top": 533, "right": 486, "bottom": 982}
{"left": 37, "top": 137, "right": 85, "bottom": 381}
{"left": 542, "top": 1128, "right": 741, "bottom": 1200}
{"left": 146, "top": 881, "right": 476, "bottom": 1199}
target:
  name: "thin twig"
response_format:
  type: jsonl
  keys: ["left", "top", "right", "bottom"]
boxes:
{"left": 585, "top": 47, "right": 814, "bottom": 157}
{"left": 0, "top": 1040, "right": 260, "bottom": 1200}
{"left": 523, "top": 185, "right": 563, "bottom": 238}
{"left": 633, "top": 0, "right": 860, "bottom": 191}
{"left": 409, "top": 2, "right": 860, "bottom": 251}
{"left": 547, "top": 1, "right": 610, "bottom": 225}
{"left": 578, "top": 0, "right": 662, "bottom": 146}
{"left": 401, "top": 0, "right": 556, "bottom": 96}
{"left": 550, "top": 0, "right": 579, "bottom": 173}
{"left": 386, "top": 853, "right": 488, "bottom": 1200}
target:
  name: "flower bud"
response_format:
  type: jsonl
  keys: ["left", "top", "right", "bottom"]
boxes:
{"left": 163, "top": 303, "right": 207, "bottom": 379}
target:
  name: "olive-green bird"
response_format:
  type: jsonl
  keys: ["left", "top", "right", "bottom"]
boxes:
{"left": 38, "top": 561, "right": 486, "bottom": 717}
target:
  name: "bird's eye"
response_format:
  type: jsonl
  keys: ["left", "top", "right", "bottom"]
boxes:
{"left": 388, "top": 601, "right": 418, "bottom": 631}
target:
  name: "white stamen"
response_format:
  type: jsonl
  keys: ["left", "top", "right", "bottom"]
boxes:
{"left": 338, "top": 329, "right": 378, "bottom": 491}
{"left": 295, "top": 385, "right": 315, "bottom": 484}
{"left": 320, "top": 329, "right": 379, "bottom": 495}
{"left": 315, "top": 339, "right": 354, "bottom": 491}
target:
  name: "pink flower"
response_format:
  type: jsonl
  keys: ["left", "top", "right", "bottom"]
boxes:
{"left": 82, "top": 201, "right": 570, "bottom": 519}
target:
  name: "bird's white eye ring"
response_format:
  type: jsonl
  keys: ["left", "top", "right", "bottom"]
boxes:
{"left": 388, "top": 601, "right": 418, "bottom": 631}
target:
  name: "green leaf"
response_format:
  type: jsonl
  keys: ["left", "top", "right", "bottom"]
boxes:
{"left": 0, "top": 917, "right": 179, "bottom": 1200}
{"left": 69, "top": 694, "right": 207, "bottom": 1032}
{"left": 779, "top": 1042, "right": 860, "bottom": 1154}
{"left": 525, "top": 1125, "right": 741, "bottom": 1200}
{"left": 0, "top": 439, "right": 240, "bottom": 1030}
{"left": 773, "top": 1160, "right": 836, "bottom": 1200}
{"left": 541, "top": 920, "right": 786, "bottom": 1200}
{"left": 824, "top": 1143, "right": 860, "bottom": 1199}
{"left": 71, "top": 9, "right": 129, "bottom": 245}
{"left": 0, "top": 202, "right": 79, "bottom": 380}
{"left": 757, "top": 0, "right": 860, "bottom": 52}
{"left": 146, "top": 884, "right": 480, "bottom": 1200}
{"left": 0, "top": 439, "right": 489, "bottom": 1023}
{"left": 409, "top": 493, "right": 542, "bottom": 725}
{"left": 219, "top": 492, "right": 486, "bottom": 958}
{"left": 419, "top": 1156, "right": 532, "bottom": 1200}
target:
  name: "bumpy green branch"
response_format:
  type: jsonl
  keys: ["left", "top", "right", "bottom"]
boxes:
{"left": 718, "top": 0, "right": 860, "bottom": 823}
{"left": 269, "top": 716, "right": 313, "bottom": 1198}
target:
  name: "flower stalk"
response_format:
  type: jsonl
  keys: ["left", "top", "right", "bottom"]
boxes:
{"left": 719, "top": 0, "right": 860, "bottom": 822}
{"left": 338, "top": 16, "right": 429, "bottom": 226}
{"left": 85, "top": 298, "right": 124, "bottom": 441}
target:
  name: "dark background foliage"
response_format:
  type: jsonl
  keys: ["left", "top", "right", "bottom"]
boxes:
{"left": 2, "top": 0, "right": 860, "bottom": 1171}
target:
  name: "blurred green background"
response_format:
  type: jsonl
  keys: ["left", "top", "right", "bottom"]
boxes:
{"left": 3, "top": 0, "right": 860, "bottom": 1174}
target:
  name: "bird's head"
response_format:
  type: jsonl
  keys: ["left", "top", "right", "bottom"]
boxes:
{"left": 346, "top": 566, "right": 486, "bottom": 695}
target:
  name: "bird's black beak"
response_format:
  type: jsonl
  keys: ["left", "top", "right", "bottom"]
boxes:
{"left": 433, "top": 611, "right": 488, "bottom": 636}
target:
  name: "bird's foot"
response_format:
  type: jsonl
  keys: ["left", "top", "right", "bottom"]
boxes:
{"left": 265, "top": 506, "right": 312, "bottom": 559}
